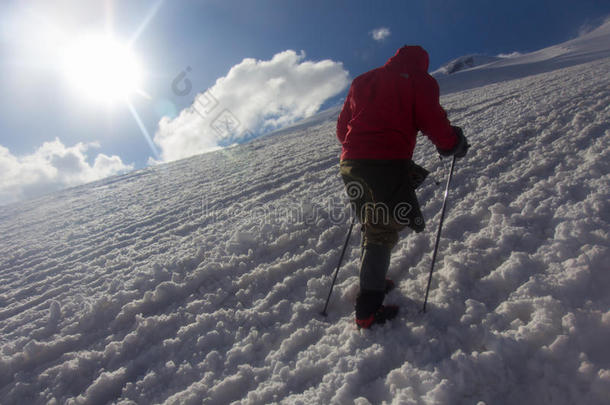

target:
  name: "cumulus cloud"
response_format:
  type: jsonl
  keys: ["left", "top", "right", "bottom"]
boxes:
{"left": 0, "top": 139, "right": 133, "bottom": 205}
{"left": 154, "top": 50, "right": 350, "bottom": 162}
{"left": 370, "top": 27, "right": 391, "bottom": 41}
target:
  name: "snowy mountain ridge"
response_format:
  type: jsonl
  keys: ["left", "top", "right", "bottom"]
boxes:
{"left": 431, "top": 54, "right": 508, "bottom": 76}
{"left": 0, "top": 20, "right": 609, "bottom": 405}
{"left": 434, "top": 18, "right": 610, "bottom": 94}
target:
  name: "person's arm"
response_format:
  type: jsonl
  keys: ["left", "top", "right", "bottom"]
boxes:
{"left": 337, "top": 87, "right": 352, "bottom": 143}
{"left": 413, "top": 73, "right": 458, "bottom": 151}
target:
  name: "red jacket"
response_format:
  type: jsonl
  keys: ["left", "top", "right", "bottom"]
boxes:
{"left": 337, "top": 46, "right": 458, "bottom": 160}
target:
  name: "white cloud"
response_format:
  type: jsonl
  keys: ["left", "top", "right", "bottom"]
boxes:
{"left": 370, "top": 27, "right": 391, "bottom": 41}
{"left": 0, "top": 139, "right": 133, "bottom": 205}
{"left": 154, "top": 50, "right": 350, "bottom": 162}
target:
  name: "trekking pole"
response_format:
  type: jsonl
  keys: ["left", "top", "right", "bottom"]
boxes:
{"left": 422, "top": 155, "right": 457, "bottom": 313}
{"left": 320, "top": 216, "right": 356, "bottom": 317}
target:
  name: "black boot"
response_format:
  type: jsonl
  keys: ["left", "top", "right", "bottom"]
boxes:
{"left": 355, "top": 290, "right": 399, "bottom": 329}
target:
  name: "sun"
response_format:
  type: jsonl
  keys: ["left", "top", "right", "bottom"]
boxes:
{"left": 62, "top": 34, "right": 143, "bottom": 104}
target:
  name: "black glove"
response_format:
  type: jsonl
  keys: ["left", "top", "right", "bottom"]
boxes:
{"left": 452, "top": 126, "right": 470, "bottom": 158}
{"left": 438, "top": 126, "right": 469, "bottom": 158}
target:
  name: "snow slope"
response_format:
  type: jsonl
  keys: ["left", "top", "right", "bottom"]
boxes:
{"left": 435, "top": 18, "right": 610, "bottom": 94}
{"left": 1, "top": 27, "right": 610, "bottom": 405}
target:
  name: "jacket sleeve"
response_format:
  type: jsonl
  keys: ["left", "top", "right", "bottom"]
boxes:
{"left": 337, "top": 87, "right": 352, "bottom": 143}
{"left": 413, "top": 73, "right": 457, "bottom": 151}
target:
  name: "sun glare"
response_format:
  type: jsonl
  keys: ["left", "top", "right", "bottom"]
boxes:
{"left": 62, "top": 34, "right": 143, "bottom": 103}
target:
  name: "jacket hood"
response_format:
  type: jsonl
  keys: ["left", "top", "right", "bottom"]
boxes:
{"left": 384, "top": 45, "right": 429, "bottom": 73}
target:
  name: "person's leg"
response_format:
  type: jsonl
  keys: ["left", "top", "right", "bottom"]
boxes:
{"left": 359, "top": 242, "right": 392, "bottom": 292}
{"left": 359, "top": 221, "right": 398, "bottom": 292}
{"left": 340, "top": 160, "right": 406, "bottom": 327}
{"left": 355, "top": 220, "right": 404, "bottom": 327}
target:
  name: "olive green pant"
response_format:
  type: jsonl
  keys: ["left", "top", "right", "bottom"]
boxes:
{"left": 340, "top": 159, "right": 426, "bottom": 248}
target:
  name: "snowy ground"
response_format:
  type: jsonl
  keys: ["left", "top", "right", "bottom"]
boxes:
{"left": 1, "top": 30, "right": 610, "bottom": 405}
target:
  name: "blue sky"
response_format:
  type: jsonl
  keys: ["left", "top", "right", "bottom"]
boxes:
{"left": 0, "top": 0, "right": 609, "bottom": 204}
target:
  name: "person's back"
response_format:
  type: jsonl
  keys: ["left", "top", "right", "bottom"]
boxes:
{"left": 341, "top": 66, "right": 417, "bottom": 159}
{"left": 338, "top": 45, "right": 459, "bottom": 162}
{"left": 336, "top": 45, "right": 469, "bottom": 329}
